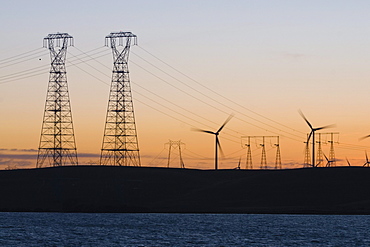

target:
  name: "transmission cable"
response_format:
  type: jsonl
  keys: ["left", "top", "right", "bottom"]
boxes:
{"left": 0, "top": 50, "right": 49, "bottom": 69}
{"left": 136, "top": 46, "right": 306, "bottom": 135}
{"left": 130, "top": 59, "right": 302, "bottom": 142}
{"left": 0, "top": 47, "right": 109, "bottom": 84}
{"left": 131, "top": 51, "right": 304, "bottom": 141}
{"left": 0, "top": 48, "right": 45, "bottom": 63}
{"left": 69, "top": 47, "right": 244, "bottom": 143}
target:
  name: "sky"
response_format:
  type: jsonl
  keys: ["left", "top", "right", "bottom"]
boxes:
{"left": 1, "top": 0, "right": 370, "bottom": 170}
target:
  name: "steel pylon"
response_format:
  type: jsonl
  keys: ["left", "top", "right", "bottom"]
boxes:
{"left": 245, "top": 136, "right": 253, "bottom": 169}
{"left": 37, "top": 33, "right": 78, "bottom": 168}
{"left": 328, "top": 132, "right": 336, "bottom": 167}
{"left": 166, "top": 140, "right": 185, "bottom": 168}
{"left": 100, "top": 32, "right": 141, "bottom": 166}
{"left": 304, "top": 134, "right": 311, "bottom": 168}
{"left": 316, "top": 133, "right": 323, "bottom": 167}
{"left": 260, "top": 137, "right": 267, "bottom": 169}
{"left": 275, "top": 137, "right": 282, "bottom": 169}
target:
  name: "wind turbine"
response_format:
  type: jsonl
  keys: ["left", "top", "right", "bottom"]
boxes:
{"left": 323, "top": 153, "right": 335, "bottom": 167}
{"left": 359, "top": 135, "right": 370, "bottom": 167}
{"left": 364, "top": 152, "right": 370, "bottom": 167}
{"left": 194, "top": 115, "right": 233, "bottom": 170}
{"left": 299, "top": 110, "right": 335, "bottom": 168}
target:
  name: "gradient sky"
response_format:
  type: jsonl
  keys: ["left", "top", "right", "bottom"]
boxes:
{"left": 2, "top": 0, "right": 370, "bottom": 169}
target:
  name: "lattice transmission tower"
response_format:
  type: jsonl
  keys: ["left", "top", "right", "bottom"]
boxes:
{"left": 166, "top": 140, "right": 185, "bottom": 168}
{"left": 37, "top": 33, "right": 78, "bottom": 168}
{"left": 328, "top": 132, "right": 337, "bottom": 167}
{"left": 242, "top": 136, "right": 280, "bottom": 169}
{"left": 316, "top": 133, "right": 323, "bottom": 167}
{"left": 260, "top": 137, "right": 267, "bottom": 169}
{"left": 100, "top": 32, "right": 141, "bottom": 166}
{"left": 303, "top": 134, "right": 311, "bottom": 168}
{"left": 244, "top": 136, "right": 253, "bottom": 169}
{"left": 274, "top": 136, "right": 282, "bottom": 169}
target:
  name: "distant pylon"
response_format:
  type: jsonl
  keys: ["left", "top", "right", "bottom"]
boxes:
{"left": 304, "top": 134, "right": 311, "bottom": 168}
{"left": 328, "top": 132, "right": 336, "bottom": 167}
{"left": 166, "top": 140, "right": 185, "bottom": 168}
{"left": 242, "top": 135, "right": 280, "bottom": 169}
{"left": 100, "top": 32, "right": 141, "bottom": 166}
{"left": 275, "top": 136, "right": 281, "bottom": 169}
{"left": 245, "top": 136, "right": 253, "bottom": 169}
{"left": 316, "top": 133, "right": 323, "bottom": 167}
{"left": 260, "top": 137, "right": 267, "bottom": 169}
{"left": 37, "top": 33, "right": 78, "bottom": 168}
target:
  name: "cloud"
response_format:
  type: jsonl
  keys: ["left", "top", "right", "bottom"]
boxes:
{"left": 282, "top": 52, "right": 306, "bottom": 60}
{"left": 0, "top": 158, "right": 33, "bottom": 169}
{"left": 77, "top": 153, "right": 100, "bottom": 158}
{"left": 0, "top": 148, "right": 38, "bottom": 152}
{"left": 0, "top": 149, "right": 101, "bottom": 159}
{"left": 0, "top": 154, "right": 37, "bottom": 160}
{"left": 281, "top": 161, "right": 303, "bottom": 169}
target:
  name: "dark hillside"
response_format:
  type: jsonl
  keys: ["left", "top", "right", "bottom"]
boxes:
{"left": 0, "top": 166, "right": 370, "bottom": 214}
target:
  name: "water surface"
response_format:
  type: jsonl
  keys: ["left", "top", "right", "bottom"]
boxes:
{"left": 0, "top": 213, "right": 369, "bottom": 246}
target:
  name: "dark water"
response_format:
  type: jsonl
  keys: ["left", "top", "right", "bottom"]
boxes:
{"left": 0, "top": 213, "right": 369, "bottom": 246}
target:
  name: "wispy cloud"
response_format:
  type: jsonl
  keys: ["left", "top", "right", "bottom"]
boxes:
{"left": 281, "top": 52, "right": 306, "bottom": 60}
{"left": 0, "top": 148, "right": 38, "bottom": 152}
{"left": 0, "top": 158, "right": 33, "bottom": 169}
{"left": 0, "top": 154, "right": 37, "bottom": 160}
{"left": 77, "top": 153, "right": 100, "bottom": 158}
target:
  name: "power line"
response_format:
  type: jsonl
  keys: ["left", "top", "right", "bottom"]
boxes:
{"left": 130, "top": 59, "right": 302, "bottom": 142}
{"left": 0, "top": 47, "right": 110, "bottom": 84}
{"left": 0, "top": 50, "right": 48, "bottom": 69}
{"left": 66, "top": 49, "right": 242, "bottom": 145}
{"left": 136, "top": 46, "right": 306, "bottom": 135}
{"left": 131, "top": 51, "right": 304, "bottom": 141}
{"left": 67, "top": 45, "right": 303, "bottom": 143}
{"left": 0, "top": 48, "right": 45, "bottom": 63}
{"left": 66, "top": 48, "right": 245, "bottom": 143}
{"left": 132, "top": 82, "right": 243, "bottom": 140}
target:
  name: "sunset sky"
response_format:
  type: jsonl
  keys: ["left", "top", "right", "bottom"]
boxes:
{"left": 2, "top": 1, "right": 370, "bottom": 169}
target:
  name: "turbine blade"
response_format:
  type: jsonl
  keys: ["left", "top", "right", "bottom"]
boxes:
{"left": 298, "top": 110, "right": 313, "bottom": 129}
{"left": 217, "top": 114, "right": 234, "bottom": 133}
{"left": 366, "top": 151, "right": 369, "bottom": 162}
{"left": 323, "top": 153, "right": 329, "bottom": 162}
{"left": 192, "top": 128, "right": 216, "bottom": 135}
{"left": 314, "top": 124, "right": 336, "bottom": 131}
{"left": 307, "top": 131, "right": 313, "bottom": 143}
{"left": 359, "top": 135, "right": 370, "bottom": 141}
{"left": 346, "top": 157, "right": 351, "bottom": 166}
{"left": 217, "top": 137, "right": 225, "bottom": 158}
